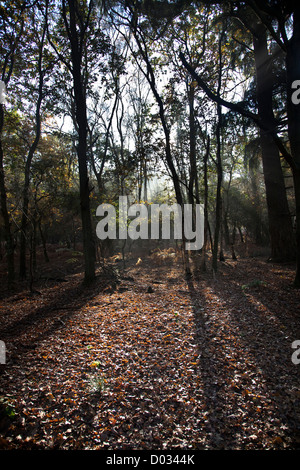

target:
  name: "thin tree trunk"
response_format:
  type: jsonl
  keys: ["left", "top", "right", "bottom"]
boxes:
{"left": 38, "top": 219, "right": 49, "bottom": 263}
{"left": 231, "top": 222, "right": 237, "bottom": 260}
{"left": 200, "top": 134, "right": 209, "bottom": 271}
{"left": 19, "top": 15, "right": 47, "bottom": 279}
{"left": 0, "top": 104, "right": 15, "bottom": 284}
{"left": 212, "top": 104, "right": 223, "bottom": 273}
{"left": 188, "top": 81, "right": 200, "bottom": 266}
{"left": 130, "top": 25, "right": 193, "bottom": 273}
{"left": 188, "top": 82, "right": 198, "bottom": 205}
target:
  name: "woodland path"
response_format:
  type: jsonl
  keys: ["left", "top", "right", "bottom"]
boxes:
{"left": 0, "top": 253, "right": 300, "bottom": 450}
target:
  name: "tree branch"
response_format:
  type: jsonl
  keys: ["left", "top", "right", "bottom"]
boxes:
{"left": 179, "top": 51, "right": 295, "bottom": 169}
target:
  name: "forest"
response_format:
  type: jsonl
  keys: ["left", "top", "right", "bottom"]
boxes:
{"left": 0, "top": 0, "right": 300, "bottom": 452}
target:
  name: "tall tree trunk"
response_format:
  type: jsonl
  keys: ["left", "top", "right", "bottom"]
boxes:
{"left": 0, "top": 103, "right": 15, "bottom": 284}
{"left": 200, "top": 134, "right": 209, "bottom": 271}
{"left": 63, "top": 0, "right": 95, "bottom": 283}
{"left": 187, "top": 81, "right": 201, "bottom": 270}
{"left": 253, "top": 23, "right": 295, "bottom": 262}
{"left": 188, "top": 82, "right": 198, "bottom": 205}
{"left": 19, "top": 140, "right": 42, "bottom": 279}
{"left": 292, "top": 168, "right": 300, "bottom": 287}
{"left": 129, "top": 26, "right": 183, "bottom": 206}
{"left": 130, "top": 24, "right": 193, "bottom": 271}
{"left": 0, "top": 6, "right": 25, "bottom": 285}
{"left": 19, "top": 15, "right": 47, "bottom": 279}
{"left": 212, "top": 104, "right": 223, "bottom": 273}
{"left": 286, "top": 5, "right": 300, "bottom": 287}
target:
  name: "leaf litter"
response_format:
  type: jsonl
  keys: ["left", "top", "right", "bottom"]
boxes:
{"left": 0, "top": 253, "right": 300, "bottom": 450}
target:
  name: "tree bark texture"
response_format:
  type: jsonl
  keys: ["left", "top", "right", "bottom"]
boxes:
{"left": 253, "top": 23, "right": 295, "bottom": 262}
{"left": 65, "top": 0, "right": 95, "bottom": 283}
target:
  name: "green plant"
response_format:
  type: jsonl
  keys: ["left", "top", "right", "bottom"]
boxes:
{"left": 72, "top": 251, "right": 82, "bottom": 256}
{"left": 0, "top": 397, "right": 16, "bottom": 419}
{"left": 242, "top": 279, "right": 267, "bottom": 290}
{"left": 88, "top": 373, "right": 107, "bottom": 393}
{"left": 173, "top": 310, "right": 180, "bottom": 322}
{"left": 66, "top": 257, "right": 78, "bottom": 264}
{"left": 87, "top": 360, "right": 106, "bottom": 393}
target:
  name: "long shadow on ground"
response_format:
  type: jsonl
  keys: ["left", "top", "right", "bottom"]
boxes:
{"left": 186, "top": 262, "right": 300, "bottom": 450}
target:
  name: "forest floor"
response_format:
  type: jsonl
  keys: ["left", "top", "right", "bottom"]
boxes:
{"left": 0, "top": 247, "right": 300, "bottom": 450}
